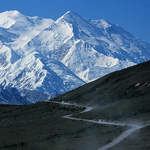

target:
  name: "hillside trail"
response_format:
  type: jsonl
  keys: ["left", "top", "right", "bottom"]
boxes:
{"left": 45, "top": 100, "right": 142, "bottom": 150}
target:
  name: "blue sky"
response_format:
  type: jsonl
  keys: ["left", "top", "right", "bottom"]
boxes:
{"left": 0, "top": 0, "right": 150, "bottom": 43}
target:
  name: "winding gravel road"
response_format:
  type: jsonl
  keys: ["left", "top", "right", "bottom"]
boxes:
{"left": 45, "top": 100, "right": 141, "bottom": 150}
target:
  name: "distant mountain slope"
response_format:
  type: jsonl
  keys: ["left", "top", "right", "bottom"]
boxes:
{"left": 0, "top": 51, "right": 85, "bottom": 103}
{"left": 0, "top": 10, "right": 54, "bottom": 50}
{"left": 0, "top": 84, "right": 30, "bottom": 105}
{"left": 0, "top": 10, "right": 150, "bottom": 104}
{"left": 22, "top": 11, "right": 150, "bottom": 82}
{"left": 0, "top": 10, "right": 85, "bottom": 104}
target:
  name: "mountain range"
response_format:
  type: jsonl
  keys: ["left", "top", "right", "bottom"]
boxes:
{"left": 0, "top": 10, "right": 150, "bottom": 104}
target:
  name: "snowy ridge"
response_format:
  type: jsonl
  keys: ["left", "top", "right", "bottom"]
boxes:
{"left": 0, "top": 52, "right": 85, "bottom": 103}
{"left": 0, "top": 10, "right": 150, "bottom": 104}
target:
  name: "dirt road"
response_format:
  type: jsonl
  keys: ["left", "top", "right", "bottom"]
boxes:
{"left": 46, "top": 100, "right": 141, "bottom": 150}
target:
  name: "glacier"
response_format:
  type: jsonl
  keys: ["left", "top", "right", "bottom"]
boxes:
{"left": 0, "top": 10, "right": 150, "bottom": 104}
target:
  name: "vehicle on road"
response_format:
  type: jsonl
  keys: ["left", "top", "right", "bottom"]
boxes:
{"left": 98, "top": 119, "right": 103, "bottom": 123}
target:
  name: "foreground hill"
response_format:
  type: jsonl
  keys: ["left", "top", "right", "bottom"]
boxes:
{"left": 0, "top": 61, "right": 150, "bottom": 150}
{"left": 54, "top": 60, "right": 150, "bottom": 122}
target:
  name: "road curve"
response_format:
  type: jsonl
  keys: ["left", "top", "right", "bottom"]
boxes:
{"left": 45, "top": 100, "right": 141, "bottom": 150}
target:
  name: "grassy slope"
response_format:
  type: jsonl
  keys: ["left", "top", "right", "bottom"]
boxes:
{"left": 54, "top": 60, "right": 150, "bottom": 122}
{"left": 52, "top": 60, "right": 150, "bottom": 149}
{"left": 0, "top": 61, "right": 150, "bottom": 150}
{"left": 0, "top": 102, "right": 123, "bottom": 150}
{"left": 109, "top": 126, "right": 150, "bottom": 150}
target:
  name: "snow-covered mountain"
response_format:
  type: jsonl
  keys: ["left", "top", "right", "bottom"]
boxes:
{"left": 0, "top": 84, "right": 30, "bottom": 105}
{"left": 0, "top": 10, "right": 150, "bottom": 104}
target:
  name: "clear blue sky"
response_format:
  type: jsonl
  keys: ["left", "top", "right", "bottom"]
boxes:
{"left": 0, "top": 0, "right": 150, "bottom": 44}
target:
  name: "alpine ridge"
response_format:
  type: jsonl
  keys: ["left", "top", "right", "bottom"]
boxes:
{"left": 0, "top": 10, "right": 150, "bottom": 104}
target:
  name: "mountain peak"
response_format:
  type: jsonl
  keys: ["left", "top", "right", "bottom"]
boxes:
{"left": 63, "top": 10, "right": 78, "bottom": 16}
{"left": 0, "top": 10, "right": 22, "bottom": 17}
{"left": 0, "top": 10, "right": 25, "bottom": 28}
{"left": 8, "top": 10, "right": 20, "bottom": 15}
{"left": 58, "top": 11, "right": 83, "bottom": 23}
{"left": 0, "top": 10, "right": 21, "bottom": 28}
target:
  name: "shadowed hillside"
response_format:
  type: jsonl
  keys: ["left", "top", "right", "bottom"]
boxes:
{"left": 53, "top": 60, "right": 150, "bottom": 122}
